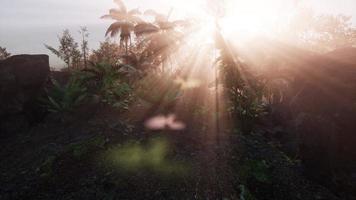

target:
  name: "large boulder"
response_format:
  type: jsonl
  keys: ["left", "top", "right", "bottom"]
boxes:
{"left": 0, "top": 54, "right": 50, "bottom": 117}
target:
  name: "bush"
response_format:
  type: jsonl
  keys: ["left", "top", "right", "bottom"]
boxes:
{"left": 217, "top": 44, "right": 266, "bottom": 133}
{"left": 42, "top": 78, "right": 87, "bottom": 113}
{"left": 82, "top": 63, "right": 132, "bottom": 108}
{"left": 134, "top": 72, "right": 182, "bottom": 108}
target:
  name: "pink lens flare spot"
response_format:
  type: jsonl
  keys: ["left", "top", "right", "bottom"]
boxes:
{"left": 145, "top": 114, "right": 186, "bottom": 130}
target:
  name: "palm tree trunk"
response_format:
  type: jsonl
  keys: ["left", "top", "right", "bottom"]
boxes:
{"left": 125, "top": 39, "right": 128, "bottom": 56}
{"left": 130, "top": 37, "right": 132, "bottom": 49}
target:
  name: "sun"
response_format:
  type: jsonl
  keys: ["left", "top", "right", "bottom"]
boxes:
{"left": 220, "top": 0, "right": 294, "bottom": 38}
{"left": 167, "top": 0, "right": 295, "bottom": 39}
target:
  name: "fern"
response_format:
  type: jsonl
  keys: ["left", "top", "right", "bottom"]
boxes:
{"left": 42, "top": 78, "right": 87, "bottom": 113}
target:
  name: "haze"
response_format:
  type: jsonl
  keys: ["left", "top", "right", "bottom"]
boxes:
{"left": 0, "top": 0, "right": 355, "bottom": 67}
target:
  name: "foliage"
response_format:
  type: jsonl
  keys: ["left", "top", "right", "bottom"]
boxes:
{"left": 287, "top": 8, "right": 356, "bottom": 52}
{"left": 42, "top": 78, "right": 87, "bottom": 113}
{"left": 244, "top": 160, "right": 271, "bottom": 183}
{"left": 66, "top": 135, "right": 106, "bottom": 159}
{"left": 134, "top": 72, "right": 182, "bottom": 107}
{"left": 119, "top": 50, "right": 151, "bottom": 72}
{"left": 0, "top": 46, "right": 11, "bottom": 60}
{"left": 262, "top": 77, "right": 291, "bottom": 105}
{"left": 42, "top": 61, "right": 133, "bottom": 111}
{"left": 237, "top": 159, "right": 271, "bottom": 199}
{"left": 134, "top": 10, "right": 191, "bottom": 73}
{"left": 101, "top": 1, "right": 191, "bottom": 72}
{"left": 82, "top": 63, "right": 132, "bottom": 108}
{"left": 45, "top": 29, "right": 82, "bottom": 69}
{"left": 38, "top": 156, "right": 56, "bottom": 177}
{"left": 79, "top": 26, "right": 90, "bottom": 69}
{"left": 215, "top": 31, "right": 266, "bottom": 132}
{"left": 105, "top": 138, "right": 188, "bottom": 174}
{"left": 239, "top": 184, "right": 256, "bottom": 200}
{"left": 102, "top": 0, "right": 142, "bottom": 54}
{"left": 89, "top": 40, "right": 121, "bottom": 65}
{"left": 134, "top": 9, "right": 188, "bottom": 36}
{"left": 137, "top": 30, "right": 186, "bottom": 73}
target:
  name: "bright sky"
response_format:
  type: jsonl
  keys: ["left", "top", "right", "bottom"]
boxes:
{"left": 0, "top": 0, "right": 355, "bottom": 67}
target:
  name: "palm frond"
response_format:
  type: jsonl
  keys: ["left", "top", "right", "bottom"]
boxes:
{"left": 128, "top": 15, "right": 144, "bottom": 23}
{"left": 120, "top": 53, "right": 139, "bottom": 65}
{"left": 105, "top": 22, "right": 126, "bottom": 37}
{"left": 172, "top": 20, "right": 191, "bottom": 27}
{"left": 128, "top": 8, "right": 141, "bottom": 15}
{"left": 134, "top": 23, "right": 160, "bottom": 36}
{"left": 101, "top": 14, "right": 113, "bottom": 19}
{"left": 44, "top": 44, "right": 61, "bottom": 58}
{"left": 118, "top": 64, "right": 138, "bottom": 74}
{"left": 144, "top": 9, "right": 158, "bottom": 16}
{"left": 113, "top": 0, "right": 127, "bottom": 13}
{"left": 158, "top": 21, "right": 175, "bottom": 30}
{"left": 101, "top": 9, "right": 126, "bottom": 20}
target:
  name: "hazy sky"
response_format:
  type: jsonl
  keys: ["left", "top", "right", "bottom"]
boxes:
{"left": 0, "top": 0, "right": 355, "bottom": 67}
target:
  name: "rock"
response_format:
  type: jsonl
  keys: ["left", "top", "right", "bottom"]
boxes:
{"left": 0, "top": 54, "right": 50, "bottom": 116}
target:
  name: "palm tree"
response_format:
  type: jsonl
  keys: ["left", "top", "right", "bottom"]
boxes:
{"left": 133, "top": 9, "right": 191, "bottom": 73}
{"left": 101, "top": 0, "right": 142, "bottom": 55}
{"left": 139, "top": 9, "right": 190, "bottom": 33}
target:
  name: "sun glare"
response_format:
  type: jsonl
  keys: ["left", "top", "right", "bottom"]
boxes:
{"left": 167, "top": 0, "right": 295, "bottom": 39}
{"left": 222, "top": 0, "right": 293, "bottom": 36}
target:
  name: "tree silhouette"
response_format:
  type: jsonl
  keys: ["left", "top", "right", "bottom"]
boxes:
{"left": 288, "top": 8, "right": 356, "bottom": 52}
{"left": 102, "top": 0, "right": 142, "bottom": 55}
{"left": 0, "top": 46, "right": 11, "bottom": 60}
{"left": 133, "top": 9, "right": 190, "bottom": 73}
{"left": 79, "top": 26, "right": 90, "bottom": 69}
{"left": 45, "top": 29, "right": 82, "bottom": 69}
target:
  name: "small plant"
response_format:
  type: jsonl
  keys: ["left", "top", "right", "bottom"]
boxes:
{"left": 102, "top": 82, "right": 132, "bottom": 108}
{"left": 227, "top": 85, "right": 266, "bottom": 133}
{"left": 0, "top": 46, "right": 11, "bottom": 60}
{"left": 240, "top": 159, "right": 271, "bottom": 184}
{"left": 66, "top": 135, "right": 106, "bottom": 159}
{"left": 42, "top": 78, "right": 87, "bottom": 113}
{"left": 37, "top": 156, "right": 56, "bottom": 178}
{"left": 135, "top": 72, "right": 182, "bottom": 107}
{"left": 83, "top": 63, "right": 132, "bottom": 108}
{"left": 89, "top": 40, "right": 121, "bottom": 65}
{"left": 239, "top": 184, "right": 256, "bottom": 200}
{"left": 216, "top": 30, "right": 266, "bottom": 133}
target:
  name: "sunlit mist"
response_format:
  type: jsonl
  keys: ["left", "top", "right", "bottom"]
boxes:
{"left": 1, "top": 0, "right": 355, "bottom": 199}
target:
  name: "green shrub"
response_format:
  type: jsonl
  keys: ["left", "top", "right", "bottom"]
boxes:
{"left": 82, "top": 63, "right": 132, "bottom": 108}
{"left": 226, "top": 85, "right": 266, "bottom": 133}
{"left": 216, "top": 32, "right": 266, "bottom": 133}
{"left": 42, "top": 78, "right": 87, "bottom": 113}
{"left": 66, "top": 135, "right": 106, "bottom": 159}
{"left": 240, "top": 160, "right": 271, "bottom": 184}
{"left": 239, "top": 184, "right": 256, "bottom": 200}
{"left": 135, "top": 72, "right": 182, "bottom": 106}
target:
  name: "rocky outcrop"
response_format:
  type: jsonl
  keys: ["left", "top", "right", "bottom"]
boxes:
{"left": 0, "top": 54, "right": 50, "bottom": 122}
